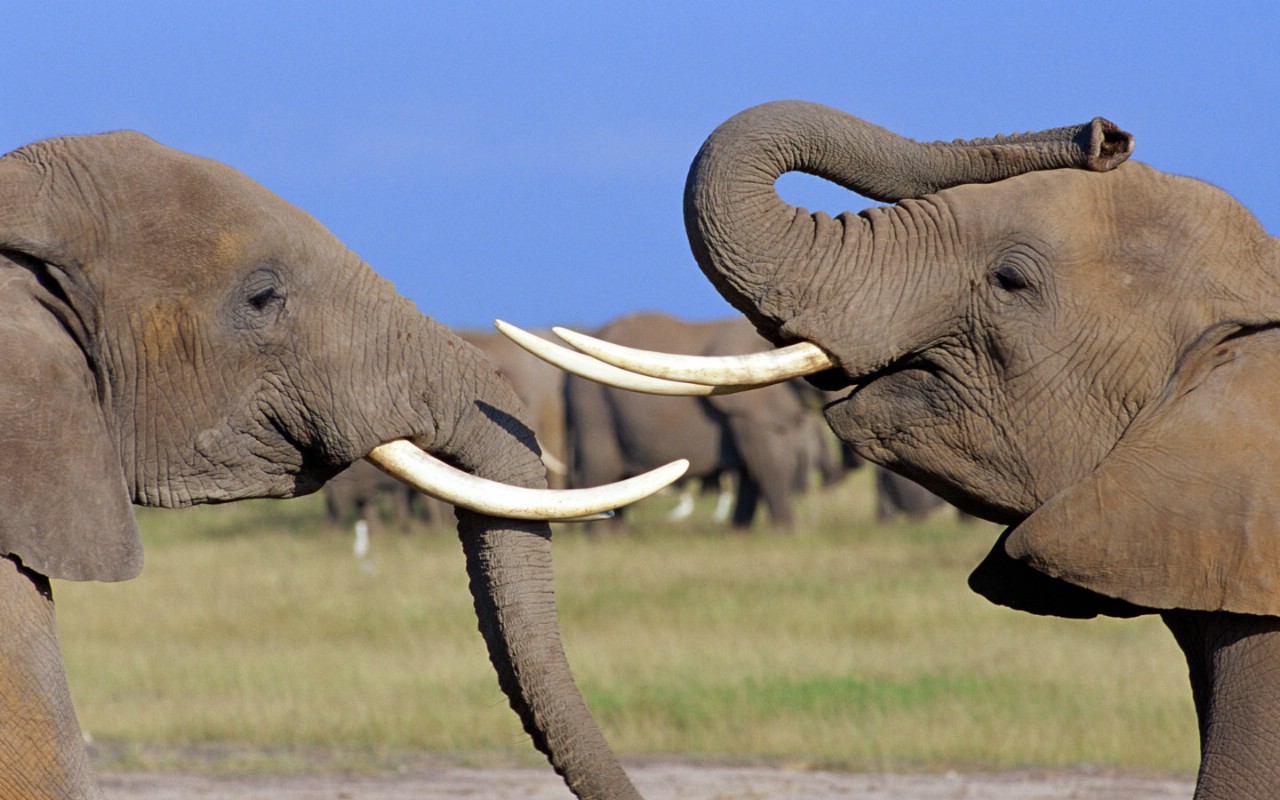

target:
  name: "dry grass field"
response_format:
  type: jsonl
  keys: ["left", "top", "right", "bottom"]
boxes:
{"left": 55, "top": 468, "right": 1199, "bottom": 782}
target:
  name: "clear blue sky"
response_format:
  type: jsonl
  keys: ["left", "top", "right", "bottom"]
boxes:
{"left": 5, "top": 3, "right": 1277, "bottom": 331}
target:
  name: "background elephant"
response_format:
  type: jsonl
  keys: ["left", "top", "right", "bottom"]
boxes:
{"left": 675, "top": 100, "right": 1280, "bottom": 798}
{"left": 324, "top": 459, "right": 450, "bottom": 535}
{"left": 873, "top": 467, "right": 947, "bottom": 522}
{"left": 564, "top": 311, "right": 839, "bottom": 529}
{"left": 873, "top": 467, "right": 971, "bottom": 523}
{"left": 0, "top": 131, "right": 639, "bottom": 798}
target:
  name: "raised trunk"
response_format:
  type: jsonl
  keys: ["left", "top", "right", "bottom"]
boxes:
{"left": 683, "top": 101, "right": 1131, "bottom": 349}
{"left": 424, "top": 340, "right": 639, "bottom": 800}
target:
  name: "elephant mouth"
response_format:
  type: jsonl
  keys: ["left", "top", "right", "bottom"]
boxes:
{"left": 801, "top": 365, "right": 857, "bottom": 392}
{"left": 804, "top": 350, "right": 928, "bottom": 395}
{"left": 365, "top": 439, "right": 687, "bottom": 521}
{"left": 495, "top": 320, "right": 838, "bottom": 396}
{"left": 844, "top": 352, "right": 936, "bottom": 394}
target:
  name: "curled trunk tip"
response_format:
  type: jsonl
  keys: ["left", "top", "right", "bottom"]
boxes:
{"left": 1082, "top": 117, "right": 1135, "bottom": 171}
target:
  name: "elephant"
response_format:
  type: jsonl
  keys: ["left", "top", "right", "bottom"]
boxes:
{"left": 458, "top": 328, "right": 569, "bottom": 488}
{"left": 0, "top": 130, "right": 682, "bottom": 799}
{"left": 795, "top": 403, "right": 850, "bottom": 493}
{"left": 559, "top": 311, "right": 835, "bottom": 529}
{"left": 873, "top": 467, "right": 970, "bottom": 523}
{"left": 506, "top": 101, "right": 1280, "bottom": 798}
{"left": 873, "top": 467, "right": 946, "bottom": 521}
{"left": 324, "top": 459, "right": 449, "bottom": 534}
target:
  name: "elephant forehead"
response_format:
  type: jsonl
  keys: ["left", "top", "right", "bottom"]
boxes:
{"left": 103, "top": 144, "right": 322, "bottom": 262}
{"left": 212, "top": 228, "right": 248, "bottom": 263}
{"left": 943, "top": 168, "right": 1107, "bottom": 241}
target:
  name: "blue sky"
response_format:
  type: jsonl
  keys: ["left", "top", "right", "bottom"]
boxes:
{"left": 5, "top": 3, "right": 1277, "bottom": 331}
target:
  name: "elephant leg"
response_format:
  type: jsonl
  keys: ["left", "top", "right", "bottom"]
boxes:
{"left": 730, "top": 473, "right": 760, "bottom": 528}
{"left": 728, "top": 420, "right": 796, "bottom": 529}
{"left": 755, "top": 458, "right": 796, "bottom": 529}
{"left": 666, "top": 483, "right": 696, "bottom": 521}
{"left": 391, "top": 488, "right": 414, "bottom": 533}
{"left": 1163, "top": 610, "right": 1280, "bottom": 799}
{"left": 323, "top": 490, "right": 342, "bottom": 527}
{"left": 359, "top": 498, "right": 384, "bottom": 537}
{"left": 712, "top": 476, "right": 733, "bottom": 523}
{"left": 0, "top": 555, "right": 101, "bottom": 799}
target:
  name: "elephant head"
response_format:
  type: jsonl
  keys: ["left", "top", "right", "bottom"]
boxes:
{"left": 680, "top": 102, "right": 1280, "bottom": 618}
{"left": 505, "top": 101, "right": 1280, "bottom": 796}
{"left": 0, "top": 130, "right": 681, "bottom": 799}
{"left": 513, "top": 100, "right": 1280, "bottom": 615}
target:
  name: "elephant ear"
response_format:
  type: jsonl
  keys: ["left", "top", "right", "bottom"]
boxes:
{"left": 0, "top": 155, "right": 142, "bottom": 583}
{"left": 971, "top": 328, "right": 1280, "bottom": 618}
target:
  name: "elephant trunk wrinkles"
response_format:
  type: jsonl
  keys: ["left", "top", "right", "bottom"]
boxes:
{"left": 422, "top": 343, "right": 639, "bottom": 800}
{"left": 683, "top": 101, "right": 1130, "bottom": 348}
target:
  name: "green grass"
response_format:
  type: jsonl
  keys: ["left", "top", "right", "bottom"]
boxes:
{"left": 55, "top": 470, "right": 1198, "bottom": 774}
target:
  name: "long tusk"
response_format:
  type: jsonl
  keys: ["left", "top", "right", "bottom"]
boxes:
{"left": 551, "top": 325, "right": 836, "bottom": 387}
{"left": 366, "top": 439, "right": 688, "bottom": 522}
{"left": 495, "top": 320, "right": 756, "bottom": 396}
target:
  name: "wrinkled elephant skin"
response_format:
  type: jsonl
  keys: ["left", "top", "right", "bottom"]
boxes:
{"left": 459, "top": 329, "right": 570, "bottom": 488}
{"left": 683, "top": 101, "right": 1280, "bottom": 798}
{"left": 0, "top": 132, "right": 637, "bottom": 798}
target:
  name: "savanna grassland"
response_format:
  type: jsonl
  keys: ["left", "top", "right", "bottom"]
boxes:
{"left": 56, "top": 468, "right": 1199, "bottom": 777}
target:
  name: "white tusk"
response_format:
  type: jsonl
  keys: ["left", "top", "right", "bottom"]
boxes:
{"left": 365, "top": 439, "right": 688, "bottom": 522}
{"left": 495, "top": 320, "right": 756, "bottom": 396}
{"left": 551, "top": 325, "right": 836, "bottom": 387}
{"left": 538, "top": 444, "right": 568, "bottom": 477}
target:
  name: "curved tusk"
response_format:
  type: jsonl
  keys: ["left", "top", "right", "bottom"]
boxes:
{"left": 495, "top": 320, "right": 756, "bottom": 396}
{"left": 365, "top": 439, "right": 688, "bottom": 522}
{"left": 552, "top": 325, "right": 836, "bottom": 387}
{"left": 537, "top": 444, "right": 568, "bottom": 477}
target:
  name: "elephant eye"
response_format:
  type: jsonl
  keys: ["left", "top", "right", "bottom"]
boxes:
{"left": 991, "top": 263, "right": 1031, "bottom": 293}
{"left": 233, "top": 268, "right": 288, "bottom": 329}
{"left": 248, "top": 286, "right": 283, "bottom": 312}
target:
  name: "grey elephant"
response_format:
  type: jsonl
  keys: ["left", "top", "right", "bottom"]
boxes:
{"left": 459, "top": 328, "right": 569, "bottom": 487}
{"left": 511, "top": 101, "right": 1280, "bottom": 798}
{"left": 873, "top": 467, "right": 943, "bottom": 521}
{"left": 560, "top": 311, "right": 831, "bottom": 529}
{"left": 0, "top": 131, "right": 680, "bottom": 799}
{"left": 874, "top": 468, "right": 970, "bottom": 523}
{"left": 324, "top": 459, "right": 448, "bottom": 534}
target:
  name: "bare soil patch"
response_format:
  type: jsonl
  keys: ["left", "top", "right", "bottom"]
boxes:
{"left": 99, "top": 761, "right": 1194, "bottom": 799}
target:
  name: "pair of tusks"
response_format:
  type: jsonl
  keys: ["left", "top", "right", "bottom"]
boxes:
{"left": 493, "top": 320, "right": 837, "bottom": 396}
{"left": 361, "top": 322, "right": 835, "bottom": 523}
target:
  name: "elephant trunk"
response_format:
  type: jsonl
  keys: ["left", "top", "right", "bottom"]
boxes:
{"left": 455, "top": 514, "right": 637, "bottom": 799}
{"left": 422, "top": 345, "right": 639, "bottom": 800}
{"left": 683, "top": 101, "right": 1131, "bottom": 346}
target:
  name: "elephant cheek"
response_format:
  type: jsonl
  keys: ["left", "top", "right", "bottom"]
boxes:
{"left": 824, "top": 370, "right": 939, "bottom": 466}
{"left": 826, "top": 373, "right": 1033, "bottom": 522}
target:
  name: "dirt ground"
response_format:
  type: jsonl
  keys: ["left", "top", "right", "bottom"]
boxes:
{"left": 98, "top": 762, "right": 1196, "bottom": 799}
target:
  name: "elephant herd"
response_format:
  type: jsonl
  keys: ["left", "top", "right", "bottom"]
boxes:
{"left": 2, "top": 102, "right": 1276, "bottom": 799}
{"left": 323, "top": 313, "right": 954, "bottom": 536}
